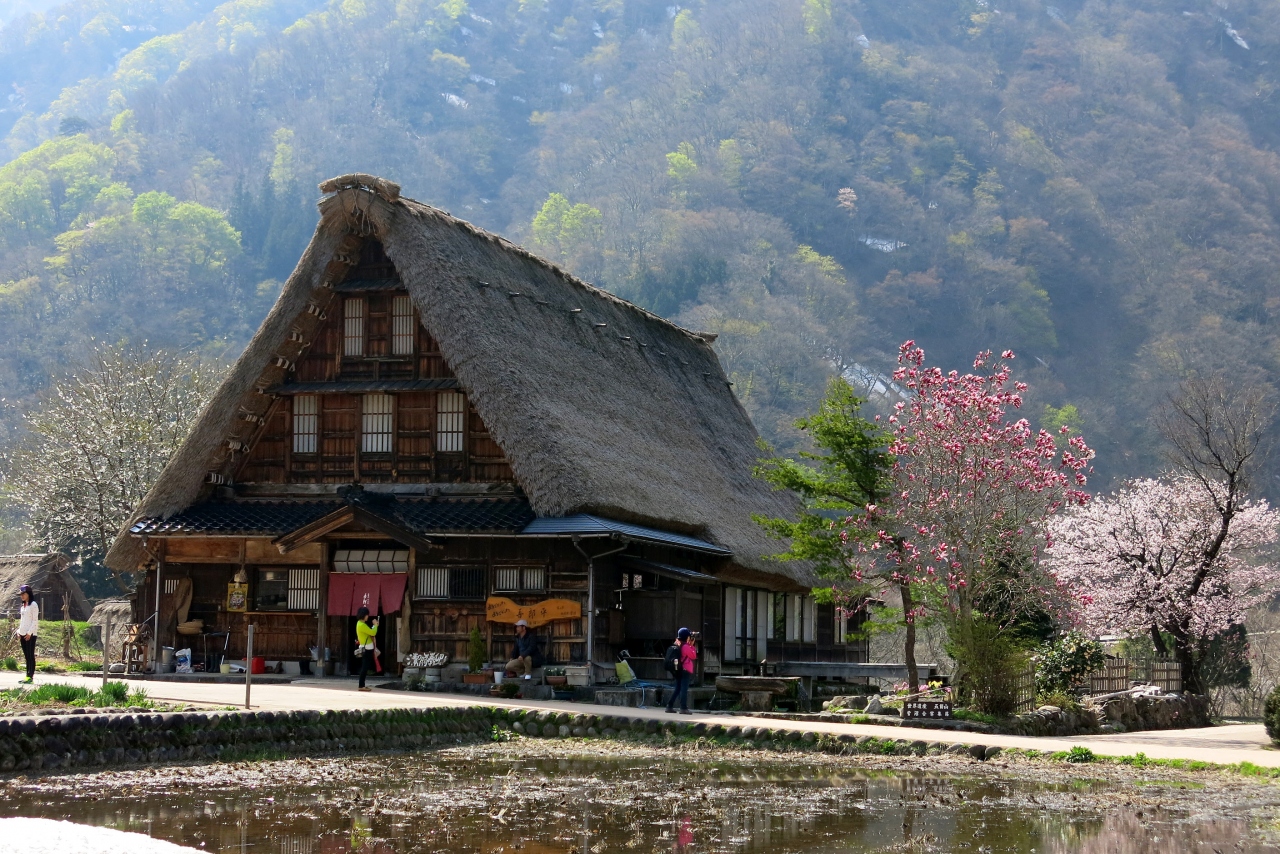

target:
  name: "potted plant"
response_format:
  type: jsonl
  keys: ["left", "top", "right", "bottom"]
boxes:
{"left": 545, "top": 666, "right": 567, "bottom": 686}
{"left": 462, "top": 627, "right": 489, "bottom": 684}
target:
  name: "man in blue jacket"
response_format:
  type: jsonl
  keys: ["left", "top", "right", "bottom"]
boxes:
{"left": 505, "top": 619, "right": 541, "bottom": 679}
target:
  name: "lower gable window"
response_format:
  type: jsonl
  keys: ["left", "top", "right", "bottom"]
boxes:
{"left": 293, "top": 395, "right": 318, "bottom": 454}
{"left": 436, "top": 391, "right": 465, "bottom": 453}
{"left": 362, "top": 394, "right": 394, "bottom": 454}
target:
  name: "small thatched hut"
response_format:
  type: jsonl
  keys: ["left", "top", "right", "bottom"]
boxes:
{"left": 104, "top": 174, "right": 864, "bottom": 680}
{"left": 0, "top": 553, "right": 90, "bottom": 622}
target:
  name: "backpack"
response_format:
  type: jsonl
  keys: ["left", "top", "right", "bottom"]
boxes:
{"left": 663, "top": 643, "right": 681, "bottom": 675}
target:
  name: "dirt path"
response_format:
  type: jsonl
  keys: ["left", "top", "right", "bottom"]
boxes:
{"left": 6, "top": 671, "right": 1275, "bottom": 767}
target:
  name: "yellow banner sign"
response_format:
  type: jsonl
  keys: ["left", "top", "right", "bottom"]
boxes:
{"left": 486, "top": 596, "right": 581, "bottom": 628}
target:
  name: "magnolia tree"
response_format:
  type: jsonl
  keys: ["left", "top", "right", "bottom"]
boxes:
{"left": 841, "top": 342, "right": 1093, "bottom": 706}
{"left": 1047, "top": 476, "right": 1280, "bottom": 693}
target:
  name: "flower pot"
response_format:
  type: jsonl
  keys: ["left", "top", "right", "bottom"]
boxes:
{"left": 494, "top": 671, "right": 505, "bottom": 684}
{"left": 545, "top": 675, "right": 568, "bottom": 687}
{"left": 462, "top": 673, "right": 489, "bottom": 684}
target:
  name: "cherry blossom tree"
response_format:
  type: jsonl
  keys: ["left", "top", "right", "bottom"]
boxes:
{"left": 840, "top": 341, "right": 1093, "bottom": 705}
{"left": 1047, "top": 478, "right": 1280, "bottom": 693}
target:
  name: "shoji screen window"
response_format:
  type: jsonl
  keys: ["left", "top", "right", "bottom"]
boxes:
{"left": 293, "top": 395, "right": 318, "bottom": 454}
{"left": 437, "top": 391, "right": 465, "bottom": 453}
{"left": 362, "top": 394, "right": 394, "bottom": 454}
{"left": 391, "top": 295, "right": 415, "bottom": 355}
{"left": 343, "top": 298, "right": 366, "bottom": 356}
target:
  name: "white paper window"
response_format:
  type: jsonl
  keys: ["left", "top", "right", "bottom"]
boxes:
{"left": 803, "top": 596, "right": 817, "bottom": 643}
{"left": 362, "top": 394, "right": 394, "bottom": 454}
{"left": 287, "top": 568, "right": 321, "bottom": 610}
{"left": 343, "top": 298, "right": 365, "bottom": 356}
{"left": 787, "top": 595, "right": 802, "bottom": 642}
{"left": 494, "top": 566, "right": 520, "bottom": 592}
{"left": 293, "top": 395, "right": 317, "bottom": 454}
{"left": 418, "top": 566, "right": 448, "bottom": 598}
{"left": 392, "top": 295, "right": 414, "bottom": 355}
{"left": 437, "top": 391, "right": 465, "bottom": 453}
{"left": 522, "top": 566, "right": 545, "bottom": 591}
{"left": 332, "top": 549, "right": 409, "bottom": 573}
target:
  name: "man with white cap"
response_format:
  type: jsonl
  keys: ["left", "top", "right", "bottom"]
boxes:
{"left": 505, "top": 618, "right": 540, "bottom": 679}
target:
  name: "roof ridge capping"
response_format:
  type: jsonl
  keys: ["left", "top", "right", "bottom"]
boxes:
{"left": 316, "top": 174, "right": 719, "bottom": 348}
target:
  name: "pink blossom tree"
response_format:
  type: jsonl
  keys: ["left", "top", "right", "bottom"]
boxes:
{"left": 1046, "top": 476, "right": 1280, "bottom": 693}
{"left": 841, "top": 341, "right": 1093, "bottom": 706}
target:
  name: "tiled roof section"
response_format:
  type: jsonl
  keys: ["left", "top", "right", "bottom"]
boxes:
{"left": 269, "top": 379, "right": 461, "bottom": 394}
{"left": 130, "top": 496, "right": 535, "bottom": 537}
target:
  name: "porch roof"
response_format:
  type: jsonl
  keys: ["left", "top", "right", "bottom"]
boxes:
{"left": 129, "top": 496, "right": 536, "bottom": 537}
{"left": 520, "top": 514, "right": 732, "bottom": 556}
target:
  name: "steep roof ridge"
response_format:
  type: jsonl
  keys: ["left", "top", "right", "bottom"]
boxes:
{"left": 320, "top": 180, "right": 720, "bottom": 348}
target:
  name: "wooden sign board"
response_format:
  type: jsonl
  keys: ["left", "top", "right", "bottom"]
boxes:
{"left": 903, "top": 699, "right": 952, "bottom": 720}
{"left": 486, "top": 596, "right": 581, "bottom": 628}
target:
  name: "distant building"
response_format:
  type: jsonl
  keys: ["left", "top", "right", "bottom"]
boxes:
{"left": 0, "top": 553, "right": 90, "bottom": 622}
{"left": 105, "top": 174, "right": 864, "bottom": 679}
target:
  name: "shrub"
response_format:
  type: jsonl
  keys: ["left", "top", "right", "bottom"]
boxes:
{"left": 467, "top": 626, "right": 486, "bottom": 673}
{"left": 1264, "top": 683, "right": 1280, "bottom": 744}
{"left": 1034, "top": 631, "right": 1105, "bottom": 697}
{"left": 949, "top": 619, "right": 1029, "bottom": 717}
{"left": 1, "top": 657, "right": 15, "bottom": 671}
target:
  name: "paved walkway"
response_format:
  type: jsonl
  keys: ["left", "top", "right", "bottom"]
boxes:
{"left": 6, "top": 671, "right": 1277, "bottom": 768}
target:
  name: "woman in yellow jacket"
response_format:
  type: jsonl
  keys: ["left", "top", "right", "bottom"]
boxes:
{"left": 354, "top": 606, "right": 379, "bottom": 692}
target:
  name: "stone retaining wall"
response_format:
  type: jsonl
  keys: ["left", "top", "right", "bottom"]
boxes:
{"left": 0, "top": 705, "right": 1017, "bottom": 777}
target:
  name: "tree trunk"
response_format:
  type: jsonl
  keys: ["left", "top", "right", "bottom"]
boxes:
{"left": 1172, "top": 631, "right": 1202, "bottom": 695}
{"left": 899, "top": 581, "right": 919, "bottom": 692}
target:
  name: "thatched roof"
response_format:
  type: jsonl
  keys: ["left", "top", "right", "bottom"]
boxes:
{"left": 105, "top": 175, "right": 808, "bottom": 589}
{"left": 0, "top": 553, "right": 91, "bottom": 620}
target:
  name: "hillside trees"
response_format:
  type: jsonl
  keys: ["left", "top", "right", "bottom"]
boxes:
{"left": 1, "top": 343, "right": 222, "bottom": 595}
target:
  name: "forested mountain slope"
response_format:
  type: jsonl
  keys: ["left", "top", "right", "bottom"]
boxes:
{"left": 1, "top": 0, "right": 1278, "bottom": 494}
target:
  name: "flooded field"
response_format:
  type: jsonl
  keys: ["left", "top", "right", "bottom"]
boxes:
{"left": 5, "top": 740, "right": 1280, "bottom": 853}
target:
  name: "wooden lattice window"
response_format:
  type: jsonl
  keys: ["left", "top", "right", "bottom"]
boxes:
{"left": 362, "top": 394, "right": 394, "bottom": 454}
{"left": 392, "top": 295, "right": 414, "bottom": 355}
{"left": 417, "top": 565, "right": 486, "bottom": 600}
{"left": 293, "top": 395, "right": 318, "bottom": 454}
{"left": 436, "top": 391, "right": 465, "bottom": 453}
{"left": 287, "top": 568, "right": 321, "bottom": 610}
{"left": 494, "top": 565, "right": 546, "bottom": 593}
{"left": 343, "top": 298, "right": 365, "bottom": 356}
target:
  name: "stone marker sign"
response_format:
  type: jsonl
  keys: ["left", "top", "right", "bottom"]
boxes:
{"left": 903, "top": 699, "right": 953, "bottom": 720}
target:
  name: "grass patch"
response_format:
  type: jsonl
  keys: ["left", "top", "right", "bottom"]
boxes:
{"left": 66, "top": 660, "right": 102, "bottom": 671}
{"left": 951, "top": 709, "right": 1000, "bottom": 726}
{"left": 0, "top": 680, "right": 152, "bottom": 710}
{"left": 1049, "top": 745, "right": 1096, "bottom": 763}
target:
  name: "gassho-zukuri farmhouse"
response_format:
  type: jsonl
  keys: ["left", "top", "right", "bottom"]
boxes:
{"left": 105, "top": 173, "right": 866, "bottom": 684}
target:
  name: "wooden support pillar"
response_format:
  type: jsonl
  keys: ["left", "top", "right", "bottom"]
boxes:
{"left": 316, "top": 542, "right": 329, "bottom": 676}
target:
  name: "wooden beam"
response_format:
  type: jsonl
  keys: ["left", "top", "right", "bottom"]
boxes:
{"left": 273, "top": 506, "right": 355, "bottom": 553}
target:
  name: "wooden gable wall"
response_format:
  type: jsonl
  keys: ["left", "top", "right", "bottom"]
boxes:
{"left": 236, "top": 240, "right": 514, "bottom": 485}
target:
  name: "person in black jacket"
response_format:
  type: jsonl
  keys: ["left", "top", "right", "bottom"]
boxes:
{"left": 505, "top": 619, "right": 540, "bottom": 679}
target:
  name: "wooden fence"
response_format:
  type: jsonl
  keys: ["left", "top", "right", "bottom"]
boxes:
{"left": 1013, "top": 664, "right": 1038, "bottom": 713}
{"left": 1088, "top": 658, "right": 1181, "bottom": 695}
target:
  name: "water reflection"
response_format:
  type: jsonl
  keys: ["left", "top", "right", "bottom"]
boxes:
{"left": 4, "top": 754, "right": 1275, "bottom": 853}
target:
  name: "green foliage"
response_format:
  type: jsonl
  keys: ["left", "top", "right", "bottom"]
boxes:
{"left": 1, "top": 657, "right": 15, "bottom": 671}
{"left": 467, "top": 626, "right": 486, "bottom": 673}
{"left": 950, "top": 708, "right": 999, "bottom": 726}
{"left": 0, "top": 679, "right": 147, "bottom": 709}
{"left": 1061, "top": 746, "right": 1095, "bottom": 764}
{"left": 1264, "top": 684, "right": 1280, "bottom": 745}
{"left": 754, "top": 377, "right": 892, "bottom": 575}
{"left": 947, "top": 619, "right": 1030, "bottom": 717}
{"left": 1034, "top": 631, "right": 1105, "bottom": 697}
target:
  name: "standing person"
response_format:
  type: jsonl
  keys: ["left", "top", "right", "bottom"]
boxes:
{"left": 354, "top": 607, "right": 379, "bottom": 692}
{"left": 665, "top": 627, "right": 697, "bottom": 714}
{"left": 15, "top": 584, "right": 38, "bottom": 684}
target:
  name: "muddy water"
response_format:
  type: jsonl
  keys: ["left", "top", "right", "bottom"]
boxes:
{"left": 5, "top": 744, "right": 1279, "bottom": 853}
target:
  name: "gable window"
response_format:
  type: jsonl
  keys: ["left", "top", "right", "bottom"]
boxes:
{"left": 344, "top": 298, "right": 365, "bottom": 356}
{"left": 293, "top": 395, "right": 318, "bottom": 454}
{"left": 362, "top": 394, "right": 394, "bottom": 454}
{"left": 437, "top": 391, "right": 465, "bottom": 453}
{"left": 392, "top": 295, "right": 415, "bottom": 355}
